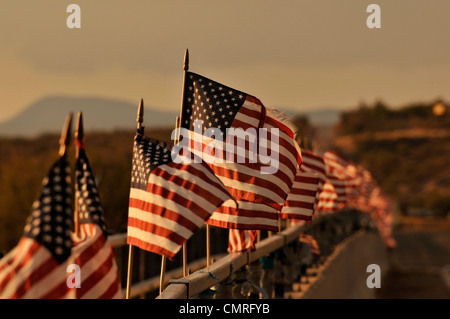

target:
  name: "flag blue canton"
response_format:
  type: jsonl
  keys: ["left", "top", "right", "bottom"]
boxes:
{"left": 23, "top": 156, "right": 73, "bottom": 264}
{"left": 130, "top": 134, "right": 172, "bottom": 190}
{"left": 75, "top": 148, "right": 108, "bottom": 237}
{"left": 182, "top": 72, "right": 247, "bottom": 137}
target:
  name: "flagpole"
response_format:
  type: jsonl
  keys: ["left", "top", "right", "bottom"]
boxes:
{"left": 178, "top": 48, "right": 212, "bottom": 268}
{"left": 159, "top": 115, "right": 183, "bottom": 293}
{"left": 74, "top": 112, "right": 84, "bottom": 237}
{"left": 206, "top": 224, "right": 211, "bottom": 267}
{"left": 126, "top": 98, "right": 144, "bottom": 299}
{"left": 178, "top": 49, "right": 191, "bottom": 275}
{"left": 172, "top": 116, "right": 188, "bottom": 277}
{"left": 58, "top": 113, "right": 73, "bottom": 158}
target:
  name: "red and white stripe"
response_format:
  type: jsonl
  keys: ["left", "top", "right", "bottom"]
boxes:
{"left": 280, "top": 171, "right": 319, "bottom": 221}
{"left": 316, "top": 180, "right": 340, "bottom": 213}
{"left": 0, "top": 224, "right": 121, "bottom": 299}
{"left": 0, "top": 237, "right": 67, "bottom": 299}
{"left": 322, "top": 151, "right": 350, "bottom": 206}
{"left": 207, "top": 199, "right": 279, "bottom": 231}
{"left": 299, "top": 149, "right": 326, "bottom": 215}
{"left": 189, "top": 97, "right": 300, "bottom": 207}
{"left": 188, "top": 98, "right": 300, "bottom": 230}
{"left": 367, "top": 187, "right": 396, "bottom": 248}
{"left": 70, "top": 224, "right": 122, "bottom": 299}
{"left": 127, "top": 160, "right": 234, "bottom": 259}
{"left": 299, "top": 233, "right": 321, "bottom": 257}
{"left": 228, "top": 229, "right": 258, "bottom": 253}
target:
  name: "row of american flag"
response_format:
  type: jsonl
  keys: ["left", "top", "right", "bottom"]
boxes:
{"left": 0, "top": 69, "right": 396, "bottom": 299}
{"left": 127, "top": 70, "right": 396, "bottom": 259}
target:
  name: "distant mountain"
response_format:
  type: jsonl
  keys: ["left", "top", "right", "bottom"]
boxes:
{"left": 275, "top": 107, "right": 342, "bottom": 126}
{"left": 0, "top": 96, "right": 179, "bottom": 137}
{"left": 298, "top": 108, "right": 342, "bottom": 126}
{"left": 0, "top": 96, "right": 342, "bottom": 137}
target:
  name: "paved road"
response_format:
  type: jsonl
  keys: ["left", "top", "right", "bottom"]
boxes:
{"left": 376, "top": 216, "right": 450, "bottom": 299}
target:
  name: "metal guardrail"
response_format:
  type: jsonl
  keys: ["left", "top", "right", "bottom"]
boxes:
{"left": 108, "top": 210, "right": 369, "bottom": 299}
{"left": 157, "top": 221, "right": 308, "bottom": 299}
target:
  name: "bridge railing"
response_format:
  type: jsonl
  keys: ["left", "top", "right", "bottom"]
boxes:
{"left": 109, "top": 209, "right": 372, "bottom": 299}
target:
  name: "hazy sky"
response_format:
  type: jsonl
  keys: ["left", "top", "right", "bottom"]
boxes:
{"left": 1, "top": 1, "right": 449, "bottom": 123}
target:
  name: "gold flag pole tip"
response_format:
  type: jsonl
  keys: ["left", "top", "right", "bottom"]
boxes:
{"left": 184, "top": 49, "right": 189, "bottom": 71}
{"left": 59, "top": 112, "right": 73, "bottom": 157}
{"left": 75, "top": 112, "right": 85, "bottom": 151}
{"left": 137, "top": 98, "right": 144, "bottom": 133}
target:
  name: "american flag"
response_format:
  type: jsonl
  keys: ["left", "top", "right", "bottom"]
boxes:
{"left": 0, "top": 156, "right": 74, "bottom": 298}
{"left": 228, "top": 229, "right": 258, "bottom": 253}
{"left": 367, "top": 187, "right": 397, "bottom": 248}
{"left": 299, "top": 149, "right": 327, "bottom": 214}
{"left": 322, "top": 151, "right": 349, "bottom": 209}
{"left": 73, "top": 146, "right": 122, "bottom": 298}
{"left": 280, "top": 170, "right": 320, "bottom": 221}
{"left": 344, "top": 163, "right": 366, "bottom": 208}
{"left": 127, "top": 133, "right": 235, "bottom": 259}
{"left": 357, "top": 169, "right": 377, "bottom": 212}
{"left": 207, "top": 199, "right": 279, "bottom": 231}
{"left": 180, "top": 72, "right": 301, "bottom": 230}
{"left": 299, "top": 233, "right": 321, "bottom": 257}
{"left": 316, "top": 180, "right": 340, "bottom": 213}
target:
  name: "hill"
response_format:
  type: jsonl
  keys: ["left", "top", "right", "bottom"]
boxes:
{"left": 0, "top": 95, "right": 342, "bottom": 138}
{"left": 331, "top": 100, "right": 450, "bottom": 216}
{"left": 0, "top": 96, "right": 179, "bottom": 137}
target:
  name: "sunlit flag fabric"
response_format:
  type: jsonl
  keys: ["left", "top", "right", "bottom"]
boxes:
{"left": 228, "top": 229, "right": 258, "bottom": 253}
{"left": 299, "top": 149, "right": 329, "bottom": 214}
{"left": 73, "top": 145, "right": 122, "bottom": 298}
{"left": 367, "top": 187, "right": 397, "bottom": 248}
{"left": 127, "top": 133, "right": 235, "bottom": 259}
{"left": 179, "top": 72, "right": 301, "bottom": 230}
{"left": 316, "top": 180, "right": 340, "bottom": 213}
{"left": 0, "top": 156, "right": 73, "bottom": 298}
{"left": 207, "top": 199, "right": 279, "bottom": 231}
{"left": 280, "top": 170, "right": 319, "bottom": 221}
{"left": 356, "top": 169, "right": 377, "bottom": 213}
{"left": 344, "top": 163, "right": 366, "bottom": 208}
{"left": 322, "top": 151, "right": 351, "bottom": 207}
{"left": 299, "top": 233, "right": 321, "bottom": 257}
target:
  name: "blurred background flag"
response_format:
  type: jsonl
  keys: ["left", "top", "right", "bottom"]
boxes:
{"left": 228, "top": 229, "right": 257, "bottom": 253}
{"left": 322, "top": 151, "right": 351, "bottom": 207}
{"left": 0, "top": 153, "right": 73, "bottom": 298}
{"left": 280, "top": 170, "right": 320, "bottom": 221}
{"left": 72, "top": 125, "right": 122, "bottom": 299}
{"left": 208, "top": 199, "right": 279, "bottom": 231}
{"left": 127, "top": 133, "right": 235, "bottom": 259}
{"left": 299, "top": 233, "right": 321, "bottom": 258}
{"left": 298, "top": 149, "right": 326, "bottom": 216}
{"left": 316, "top": 180, "right": 340, "bottom": 213}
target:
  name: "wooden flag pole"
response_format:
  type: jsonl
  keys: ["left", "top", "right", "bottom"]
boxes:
{"left": 173, "top": 116, "right": 188, "bottom": 278}
{"left": 159, "top": 256, "right": 166, "bottom": 295}
{"left": 74, "top": 112, "right": 84, "bottom": 237}
{"left": 126, "top": 246, "right": 134, "bottom": 299}
{"left": 126, "top": 98, "right": 144, "bottom": 299}
{"left": 159, "top": 116, "right": 183, "bottom": 293}
{"left": 177, "top": 49, "right": 191, "bottom": 276}
{"left": 178, "top": 48, "right": 189, "bottom": 126}
{"left": 58, "top": 112, "right": 73, "bottom": 158}
{"left": 206, "top": 224, "right": 211, "bottom": 267}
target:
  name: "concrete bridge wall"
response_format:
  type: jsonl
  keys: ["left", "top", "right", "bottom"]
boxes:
{"left": 298, "top": 230, "right": 390, "bottom": 299}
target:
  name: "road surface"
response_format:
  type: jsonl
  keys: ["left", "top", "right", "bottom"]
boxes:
{"left": 376, "top": 215, "right": 450, "bottom": 299}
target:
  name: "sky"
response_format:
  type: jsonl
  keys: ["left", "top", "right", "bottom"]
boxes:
{"left": 0, "top": 0, "right": 449, "bottom": 124}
